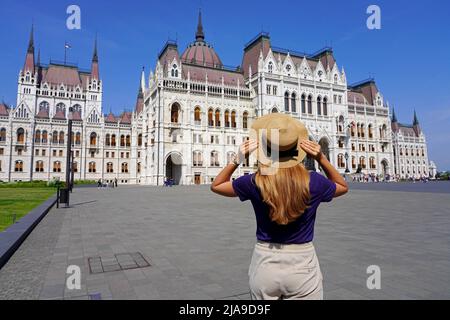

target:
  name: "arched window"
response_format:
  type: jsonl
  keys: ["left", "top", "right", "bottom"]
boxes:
{"left": 368, "top": 125, "right": 373, "bottom": 139}
{"left": 370, "top": 157, "right": 376, "bottom": 169}
{"left": 15, "top": 160, "right": 24, "bottom": 172}
{"left": 301, "top": 94, "right": 306, "bottom": 114}
{"left": 242, "top": 112, "right": 249, "bottom": 129}
{"left": 171, "top": 103, "right": 180, "bottom": 123}
{"left": 210, "top": 151, "right": 219, "bottom": 167}
{"left": 208, "top": 108, "right": 214, "bottom": 126}
{"left": 106, "top": 162, "right": 114, "bottom": 173}
{"left": 75, "top": 132, "right": 81, "bottom": 145}
{"left": 307, "top": 95, "right": 313, "bottom": 114}
{"left": 268, "top": 62, "right": 273, "bottom": 73}
{"left": 88, "top": 161, "right": 96, "bottom": 173}
{"left": 291, "top": 93, "right": 297, "bottom": 113}
{"left": 359, "top": 156, "right": 366, "bottom": 169}
{"left": 338, "top": 154, "right": 345, "bottom": 168}
{"left": 121, "top": 162, "right": 129, "bottom": 173}
{"left": 35, "top": 160, "right": 44, "bottom": 172}
{"left": 39, "top": 101, "right": 49, "bottom": 113}
{"left": 317, "top": 96, "right": 322, "bottom": 115}
{"left": 52, "top": 130, "right": 58, "bottom": 144}
{"left": 323, "top": 97, "right": 328, "bottom": 116}
{"left": 42, "top": 130, "right": 48, "bottom": 143}
{"left": 227, "top": 151, "right": 236, "bottom": 164}
{"left": 71, "top": 104, "right": 82, "bottom": 114}
{"left": 35, "top": 130, "right": 41, "bottom": 143}
{"left": 126, "top": 135, "right": 131, "bottom": 147}
{"left": 171, "top": 64, "right": 178, "bottom": 78}
{"left": 111, "top": 134, "right": 116, "bottom": 146}
{"left": 55, "top": 103, "right": 66, "bottom": 117}
{"left": 53, "top": 161, "right": 62, "bottom": 173}
{"left": 120, "top": 135, "right": 125, "bottom": 147}
{"left": 105, "top": 134, "right": 111, "bottom": 146}
{"left": 215, "top": 109, "right": 221, "bottom": 127}
{"left": 193, "top": 151, "right": 203, "bottom": 167}
{"left": 224, "top": 110, "right": 230, "bottom": 128}
{"left": 352, "top": 156, "right": 356, "bottom": 169}
{"left": 0, "top": 128, "right": 6, "bottom": 142}
{"left": 231, "top": 111, "right": 237, "bottom": 128}
{"left": 284, "top": 92, "right": 290, "bottom": 111}
{"left": 337, "top": 116, "right": 344, "bottom": 133}
{"left": 17, "top": 128, "right": 25, "bottom": 144}
{"left": 360, "top": 124, "right": 365, "bottom": 138}
{"left": 272, "top": 107, "right": 279, "bottom": 113}
{"left": 59, "top": 131, "right": 65, "bottom": 144}
{"left": 90, "top": 132, "right": 97, "bottom": 146}
{"left": 138, "top": 134, "right": 142, "bottom": 147}
{"left": 194, "top": 106, "right": 201, "bottom": 124}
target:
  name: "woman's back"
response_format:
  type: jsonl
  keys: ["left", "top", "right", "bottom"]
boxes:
{"left": 232, "top": 171, "right": 336, "bottom": 244}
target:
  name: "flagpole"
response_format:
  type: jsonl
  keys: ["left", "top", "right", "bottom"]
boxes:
{"left": 64, "top": 41, "right": 67, "bottom": 65}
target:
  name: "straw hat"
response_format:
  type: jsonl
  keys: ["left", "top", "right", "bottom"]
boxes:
{"left": 251, "top": 113, "right": 308, "bottom": 168}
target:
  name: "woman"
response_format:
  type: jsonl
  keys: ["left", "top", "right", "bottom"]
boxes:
{"left": 211, "top": 114, "right": 348, "bottom": 300}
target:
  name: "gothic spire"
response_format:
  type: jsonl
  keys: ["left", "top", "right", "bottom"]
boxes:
{"left": 91, "top": 36, "right": 99, "bottom": 79}
{"left": 413, "top": 110, "right": 419, "bottom": 125}
{"left": 392, "top": 107, "right": 397, "bottom": 123}
{"left": 27, "top": 24, "right": 34, "bottom": 53}
{"left": 92, "top": 35, "right": 98, "bottom": 62}
{"left": 24, "top": 24, "right": 35, "bottom": 72}
{"left": 195, "top": 9, "right": 205, "bottom": 42}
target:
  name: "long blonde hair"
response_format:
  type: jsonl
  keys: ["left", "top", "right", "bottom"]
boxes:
{"left": 255, "top": 163, "right": 311, "bottom": 225}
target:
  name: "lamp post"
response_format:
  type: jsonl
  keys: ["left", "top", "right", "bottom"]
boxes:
{"left": 65, "top": 111, "right": 73, "bottom": 207}
{"left": 345, "top": 152, "right": 350, "bottom": 173}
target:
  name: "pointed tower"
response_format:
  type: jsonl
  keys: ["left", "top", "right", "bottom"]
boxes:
{"left": 196, "top": 9, "right": 205, "bottom": 42}
{"left": 37, "top": 48, "right": 41, "bottom": 67}
{"left": 412, "top": 110, "right": 421, "bottom": 136}
{"left": 23, "top": 25, "right": 35, "bottom": 72}
{"left": 135, "top": 72, "right": 144, "bottom": 115}
{"left": 391, "top": 107, "right": 399, "bottom": 133}
{"left": 91, "top": 37, "right": 99, "bottom": 79}
{"left": 140, "top": 67, "right": 146, "bottom": 92}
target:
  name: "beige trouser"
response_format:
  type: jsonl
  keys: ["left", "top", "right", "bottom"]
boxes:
{"left": 249, "top": 241, "right": 323, "bottom": 300}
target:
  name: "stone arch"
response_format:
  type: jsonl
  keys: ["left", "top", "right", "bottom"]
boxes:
{"left": 165, "top": 151, "right": 183, "bottom": 185}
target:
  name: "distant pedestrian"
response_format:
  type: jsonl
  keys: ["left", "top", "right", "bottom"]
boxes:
{"left": 114, "top": 178, "right": 118, "bottom": 188}
{"left": 97, "top": 179, "right": 102, "bottom": 189}
{"left": 211, "top": 114, "right": 348, "bottom": 300}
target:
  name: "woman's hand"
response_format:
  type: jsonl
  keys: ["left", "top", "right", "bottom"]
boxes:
{"left": 237, "top": 139, "right": 259, "bottom": 164}
{"left": 300, "top": 139, "right": 323, "bottom": 161}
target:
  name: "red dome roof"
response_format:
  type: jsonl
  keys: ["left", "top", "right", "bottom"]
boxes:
{"left": 181, "top": 42, "right": 222, "bottom": 67}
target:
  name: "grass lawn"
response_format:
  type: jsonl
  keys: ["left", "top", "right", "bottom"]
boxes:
{"left": 0, "top": 188, "right": 56, "bottom": 232}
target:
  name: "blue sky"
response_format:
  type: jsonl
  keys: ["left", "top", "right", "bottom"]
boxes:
{"left": 0, "top": 0, "right": 449, "bottom": 170}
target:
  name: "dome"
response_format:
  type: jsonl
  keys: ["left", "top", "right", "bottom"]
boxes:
{"left": 181, "top": 42, "right": 222, "bottom": 67}
{"left": 180, "top": 10, "right": 223, "bottom": 68}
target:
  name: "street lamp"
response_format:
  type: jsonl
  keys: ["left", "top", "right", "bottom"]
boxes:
{"left": 345, "top": 152, "right": 350, "bottom": 173}
{"left": 64, "top": 110, "right": 73, "bottom": 207}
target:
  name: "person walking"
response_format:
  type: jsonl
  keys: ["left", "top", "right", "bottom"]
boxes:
{"left": 211, "top": 114, "right": 348, "bottom": 300}
{"left": 114, "top": 178, "right": 118, "bottom": 188}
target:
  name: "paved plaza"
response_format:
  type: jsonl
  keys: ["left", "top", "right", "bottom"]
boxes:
{"left": 0, "top": 182, "right": 449, "bottom": 300}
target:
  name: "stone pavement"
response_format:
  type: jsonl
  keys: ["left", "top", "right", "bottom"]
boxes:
{"left": 0, "top": 182, "right": 449, "bottom": 300}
